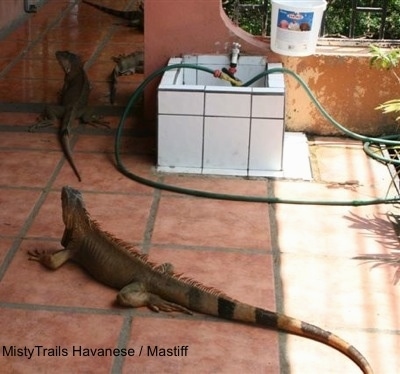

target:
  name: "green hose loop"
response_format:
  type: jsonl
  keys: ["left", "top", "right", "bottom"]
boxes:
{"left": 114, "top": 63, "right": 400, "bottom": 206}
{"left": 249, "top": 68, "right": 400, "bottom": 146}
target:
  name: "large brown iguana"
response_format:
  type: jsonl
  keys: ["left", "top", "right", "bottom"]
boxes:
{"left": 28, "top": 186, "right": 373, "bottom": 374}
{"left": 82, "top": 0, "right": 144, "bottom": 29}
{"left": 29, "top": 51, "right": 109, "bottom": 182}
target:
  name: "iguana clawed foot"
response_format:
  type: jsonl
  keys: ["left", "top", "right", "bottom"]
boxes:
{"left": 28, "top": 249, "right": 52, "bottom": 262}
{"left": 28, "top": 118, "right": 56, "bottom": 132}
{"left": 81, "top": 112, "right": 110, "bottom": 130}
{"left": 28, "top": 248, "right": 72, "bottom": 270}
{"left": 147, "top": 295, "right": 193, "bottom": 315}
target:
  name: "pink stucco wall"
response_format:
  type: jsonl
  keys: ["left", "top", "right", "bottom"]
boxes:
{"left": 144, "top": 0, "right": 270, "bottom": 76}
{"left": 144, "top": 0, "right": 275, "bottom": 125}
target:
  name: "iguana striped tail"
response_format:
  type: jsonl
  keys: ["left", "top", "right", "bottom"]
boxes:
{"left": 121, "top": 264, "right": 373, "bottom": 373}
{"left": 222, "top": 300, "right": 373, "bottom": 374}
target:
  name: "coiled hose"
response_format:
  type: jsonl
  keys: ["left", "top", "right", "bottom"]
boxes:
{"left": 114, "top": 64, "right": 400, "bottom": 206}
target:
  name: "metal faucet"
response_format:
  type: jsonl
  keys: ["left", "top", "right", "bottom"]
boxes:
{"left": 219, "top": 42, "right": 242, "bottom": 85}
{"left": 230, "top": 42, "right": 241, "bottom": 67}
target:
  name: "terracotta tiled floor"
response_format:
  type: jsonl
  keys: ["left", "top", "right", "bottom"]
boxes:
{"left": 0, "top": 1, "right": 399, "bottom": 373}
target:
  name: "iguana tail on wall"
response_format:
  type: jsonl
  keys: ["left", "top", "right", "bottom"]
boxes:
{"left": 82, "top": 0, "right": 144, "bottom": 29}
{"left": 29, "top": 186, "right": 373, "bottom": 374}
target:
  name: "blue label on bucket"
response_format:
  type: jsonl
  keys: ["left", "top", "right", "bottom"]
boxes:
{"left": 277, "top": 9, "right": 313, "bottom": 32}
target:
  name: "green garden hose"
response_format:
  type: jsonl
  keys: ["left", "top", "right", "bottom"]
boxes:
{"left": 114, "top": 63, "right": 400, "bottom": 206}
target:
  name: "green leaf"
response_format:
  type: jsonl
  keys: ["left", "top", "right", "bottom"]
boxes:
{"left": 369, "top": 44, "right": 400, "bottom": 70}
{"left": 376, "top": 99, "right": 400, "bottom": 121}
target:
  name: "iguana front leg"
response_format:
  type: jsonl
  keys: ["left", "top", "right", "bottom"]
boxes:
{"left": 80, "top": 109, "right": 110, "bottom": 129}
{"left": 28, "top": 248, "right": 73, "bottom": 269}
{"left": 117, "top": 282, "right": 192, "bottom": 315}
{"left": 28, "top": 105, "right": 65, "bottom": 132}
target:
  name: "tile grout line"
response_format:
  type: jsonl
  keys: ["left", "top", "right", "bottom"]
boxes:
{"left": 111, "top": 315, "right": 134, "bottom": 373}
{"left": 266, "top": 179, "right": 287, "bottom": 373}
{"left": 141, "top": 183, "right": 162, "bottom": 254}
{"left": 151, "top": 242, "right": 272, "bottom": 255}
{"left": 0, "top": 0, "right": 80, "bottom": 79}
{"left": 0, "top": 301, "right": 131, "bottom": 316}
{"left": 0, "top": 184, "right": 56, "bottom": 281}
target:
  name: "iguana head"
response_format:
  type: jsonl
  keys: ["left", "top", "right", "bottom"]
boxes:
{"left": 61, "top": 186, "right": 86, "bottom": 228}
{"left": 55, "top": 51, "right": 83, "bottom": 74}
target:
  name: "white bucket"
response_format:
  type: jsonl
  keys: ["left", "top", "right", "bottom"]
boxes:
{"left": 270, "top": 0, "right": 327, "bottom": 56}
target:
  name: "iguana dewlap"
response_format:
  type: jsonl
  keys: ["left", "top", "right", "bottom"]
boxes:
{"left": 29, "top": 186, "right": 373, "bottom": 374}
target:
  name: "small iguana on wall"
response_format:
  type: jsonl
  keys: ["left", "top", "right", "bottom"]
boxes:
{"left": 29, "top": 51, "right": 109, "bottom": 182}
{"left": 28, "top": 186, "right": 373, "bottom": 374}
{"left": 110, "top": 51, "right": 144, "bottom": 104}
{"left": 82, "top": 0, "right": 144, "bottom": 29}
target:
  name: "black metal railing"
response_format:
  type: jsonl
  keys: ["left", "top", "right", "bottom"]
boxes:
{"left": 223, "top": 0, "right": 397, "bottom": 41}
{"left": 321, "top": 0, "right": 390, "bottom": 40}
{"left": 350, "top": 0, "right": 388, "bottom": 39}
